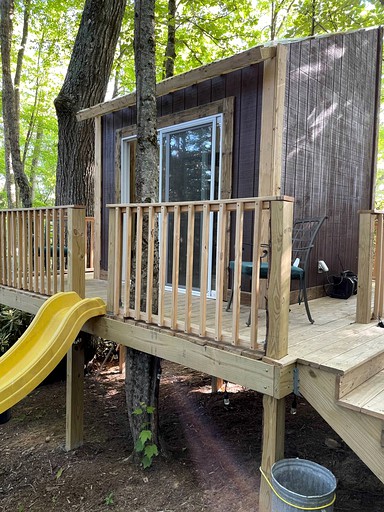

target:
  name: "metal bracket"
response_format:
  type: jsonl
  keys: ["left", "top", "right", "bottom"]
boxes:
{"left": 293, "top": 366, "right": 301, "bottom": 397}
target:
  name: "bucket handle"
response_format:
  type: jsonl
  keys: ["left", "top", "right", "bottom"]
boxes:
{"left": 259, "top": 467, "right": 336, "bottom": 511}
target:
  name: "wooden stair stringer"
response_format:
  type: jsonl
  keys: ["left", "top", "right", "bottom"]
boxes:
{"left": 338, "top": 369, "right": 384, "bottom": 420}
{"left": 337, "top": 349, "right": 384, "bottom": 399}
{"left": 298, "top": 364, "right": 384, "bottom": 484}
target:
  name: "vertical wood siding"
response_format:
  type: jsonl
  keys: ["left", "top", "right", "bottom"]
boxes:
{"left": 281, "top": 29, "right": 381, "bottom": 287}
{"left": 100, "top": 63, "right": 264, "bottom": 270}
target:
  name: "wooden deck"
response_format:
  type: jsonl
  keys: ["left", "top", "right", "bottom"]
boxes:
{"left": 84, "top": 276, "right": 384, "bottom": 376}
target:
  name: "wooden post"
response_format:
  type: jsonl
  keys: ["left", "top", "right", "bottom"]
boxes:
{"left": 356, "top": 211, "right": 375, "bottom": 323}
{"left": 93, "top": 116, "right": 102, "bottom": 279}
{"left": 266, "top": 200, "right": 293, "bottom": 359}
{"left": 259, "top": 395, "right": 286, "bottom": 512}
{"left": 374, "top": 214, "right": 384, "bottom": 319}
{"left": 259, "top": 198, "right": 291, "bottom": 512}
{"left": 107, "top": 207, "right": 117, "bottom": 314}
{"left": 258, "top": 44, "right": 288, "bottom": 308}
{"left": 66, "top": 207, "right": 86, "bottom": 451}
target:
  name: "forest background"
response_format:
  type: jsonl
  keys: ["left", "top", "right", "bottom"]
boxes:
{"left": 1, "top": 0, "right": 384, "bottom": 209}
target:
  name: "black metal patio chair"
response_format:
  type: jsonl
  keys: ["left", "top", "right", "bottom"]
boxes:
{"left": 226, "top": 215, "right": 327, "bottom": 324}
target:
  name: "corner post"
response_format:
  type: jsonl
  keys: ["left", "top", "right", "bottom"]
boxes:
{"left": 106, "top": 207, "right": 116, "bottom": 314}
{"left": 266, "top": 199, "right": 293, "bottom": 359}
{"left": 259, "top": 199, "right": 292, "bottom": 512}
{"left": 356, "top": 211, "right": 375, "bottom": 323}
{"left": 66, "top": 206, "right": 86, "bottom": 451}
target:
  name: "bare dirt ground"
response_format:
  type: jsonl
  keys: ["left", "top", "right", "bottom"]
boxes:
{"left": 0, "top": 359, "right": 383, "bottom": 512}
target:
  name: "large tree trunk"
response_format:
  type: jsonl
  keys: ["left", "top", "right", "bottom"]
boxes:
{"left": 163, "top": 0, "right": 176, "bottom": 79}
{"left": 125, "top": 0, "right": 161, "bottom": 456}
{"left": 54, "top": 0, "right": 126, "bottom": 213}
{"left": 0, "top": 0, "right": 32, "bottom": 207}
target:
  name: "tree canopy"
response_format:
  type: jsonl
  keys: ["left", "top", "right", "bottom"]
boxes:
{"left": 1, "top": 0, "right": 384, "bottom": 208}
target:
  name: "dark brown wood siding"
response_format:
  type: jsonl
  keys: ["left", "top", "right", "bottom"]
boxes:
{"left": 281, "top": 29, "right": 381, "bottom": 288}
{"left": 100, "top": 63, "right": 264, "bottom": 270}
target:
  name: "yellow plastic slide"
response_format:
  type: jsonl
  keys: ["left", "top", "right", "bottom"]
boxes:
{"left": 0, "top": 291, "right": 106, "bottom": 414}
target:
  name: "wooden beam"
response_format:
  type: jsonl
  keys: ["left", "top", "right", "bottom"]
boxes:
{"left": 94, "top": 116, "right": 102, "bottom": 279}
{"left": 66, "top": 207, "right": 86, "bottom": 451}
{"left": 83, "top": 315, "right": 276, "bottom": 395}
{"left": 77, "top": 47, "right": 276, "bottom": 121}
{"left": 259, "top": 395, "right": 286, "bottom": 512}
{"left": 266, "top": 200, "right": 293, "bottom": 359}
{"left": 356, "top": 212, "right": 375, "bottom": 323}
{"left": 259, "top": 44, "right": 287, "bottom": 197}
{"left": 66, "top": 341, "right": 84, "bottom": 450}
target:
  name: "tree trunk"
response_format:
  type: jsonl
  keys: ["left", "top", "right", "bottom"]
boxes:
{"left": 0, "top": 0, "right": 32, "bottom": 207}
{"left": 54, "top": 0, "right": 126, "bottom": 213}
{"left": 125, "top": 0, "right": 161, "bottom": 457}
{"left": 163, "top": 0, "right": 176, "bottom": 79}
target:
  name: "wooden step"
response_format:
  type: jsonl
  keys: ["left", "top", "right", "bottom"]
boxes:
{"left": 337, "top": 349, "right": 384, "bottom": 398}
{"left": 338, "top": 369, "right": 384, "bottom": 420}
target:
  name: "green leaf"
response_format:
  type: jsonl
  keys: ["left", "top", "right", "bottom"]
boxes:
{"left": 134, "top": 438, "right": 144, "bottom": 452}
{"left": 133, "top": 407, "right": 143, "bottom": 415}
{"left": 146, "top": 405, "right": 155, "bottom": 414}
{"left": 144, "top": 443, "right": 158, "bottom": 458}
{"left": 141, "top": 455, "right": 153, "bottom": 469}
{"left": 139, "top": 430, "right": 152, "bottom": 443}
{"left": 56, "top": 467, "right": 64, "bottom": 479}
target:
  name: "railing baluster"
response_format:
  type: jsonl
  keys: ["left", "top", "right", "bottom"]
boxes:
{"left": 59, "top": 209, "right": 65, "bottom": 291}
{"left": 22, "top": 211, "right": 27, "bottom": 290}
{"left": 135, "top": 206, "right": 143, "bottom": 320}
{"left": 250, "top": 201, "right": 262, "bottom": 349}
{"left": 158, "top": 205, "right": 168, "bottom": 326}
{"left": 185, "top": 204, "right": 195, "bottom": 334}
{"left": 113, "top": 207, "right": 122, "bottom": 316}
{"left": 11, "top": 212, "right": 17, "bottom": 287}
{"left": 123, "top": 207, "right": 132, "bottom": 317}
{"left": 232, "top": 202, "right": 244, "bottom": 345}
{"left": 171, "top": 205, "right": 180, "bottom": 330}
{"left": 146, "top": 206, "right": 155, "bottom": 323}
{"left": 46, "top": 209, "right": 51, "bottom": 296}
{"left": 215, "top": 203, "right": 227, "bottom": 341}
{"left": 52, "top": 209, "right": 58, "bottom": 294}
{"left": 199, "top": 203, "right": 210, "bottom": 337}
{"left": 7, "top": 212, "right": 12, "bottom": 287}
{"left": 17, "top": 211, "right": 22, "bottom": 288}
{"left": 39, "top": 209, "right": 45, "bottom": 294}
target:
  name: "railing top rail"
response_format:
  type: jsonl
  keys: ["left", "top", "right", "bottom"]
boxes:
{"left": 0, "top": 205, "right": 85, "bottom": 214}
{"left": 107, "top": 195, "right": 294, "bottom": 210}
{"left": 358, "top": 209, "right": 384, "bottom": 214}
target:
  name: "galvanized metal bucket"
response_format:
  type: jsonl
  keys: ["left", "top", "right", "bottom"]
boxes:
{"left": 270, "top": 458, "right": 336, "bottom": 511}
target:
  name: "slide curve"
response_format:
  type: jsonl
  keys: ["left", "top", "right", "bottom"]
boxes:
{"left": 0, "top": 291, "right": 106, "bottom": 414}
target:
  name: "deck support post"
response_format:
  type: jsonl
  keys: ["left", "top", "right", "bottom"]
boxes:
{"left": 259, "top": 198, "right": 292, "bottom": 511}
{"left": 356, "top": 211, "right": 375, "bottom": 323}
{"left": 66, "top": 207, "right": 86, "bottom": 451}
{"left": 266, "top": 200, "right": 293, "bottom": 359}
{"left": 259, "top": 395, "right": 286, "bottom": 512}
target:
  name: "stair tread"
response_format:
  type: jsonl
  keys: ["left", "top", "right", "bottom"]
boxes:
{"left": 338, "top": 369, "right": 384, "bottom": 420}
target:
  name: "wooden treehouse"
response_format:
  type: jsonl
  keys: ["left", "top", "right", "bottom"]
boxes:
{"left": 1, "top": 27, "right": 384, "bottom": 511}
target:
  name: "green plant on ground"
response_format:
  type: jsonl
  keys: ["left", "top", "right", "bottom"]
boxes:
{"left": 105, "top": 492, "right": 114, "bottom": 506}
{"left": 0, "top": 307, "right": 33, "bottom": 355}
{"left": 133, "top": 402, "right": 159, "bottom": 468}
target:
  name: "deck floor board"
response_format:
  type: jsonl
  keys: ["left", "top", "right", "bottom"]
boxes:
{"left": 84, "top": 279, "right": 384, "bottom": 375}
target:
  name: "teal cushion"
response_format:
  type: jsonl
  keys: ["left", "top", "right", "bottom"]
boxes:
{"left": 230, "top": 261, "right": 304, "bottom": 280}
{"left": 229, "top": 261, "right": 253, "bottom": 275}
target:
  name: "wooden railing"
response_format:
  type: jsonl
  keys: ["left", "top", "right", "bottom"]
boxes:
{"left": 0, "top": 206, "right": 90, "bottom": 297}
{"left": 85, "top": 216, "right": 95, "bottom": 272}
{"left": 107, "top": 196, "right": 293, "bottom": 357}
{"left": 356, "top": 210, "right": 384, "bottom": 323}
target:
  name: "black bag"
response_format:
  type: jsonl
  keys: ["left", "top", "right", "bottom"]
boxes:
{"left": 329, "top": 271, "right": 358, "bottom": 299}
